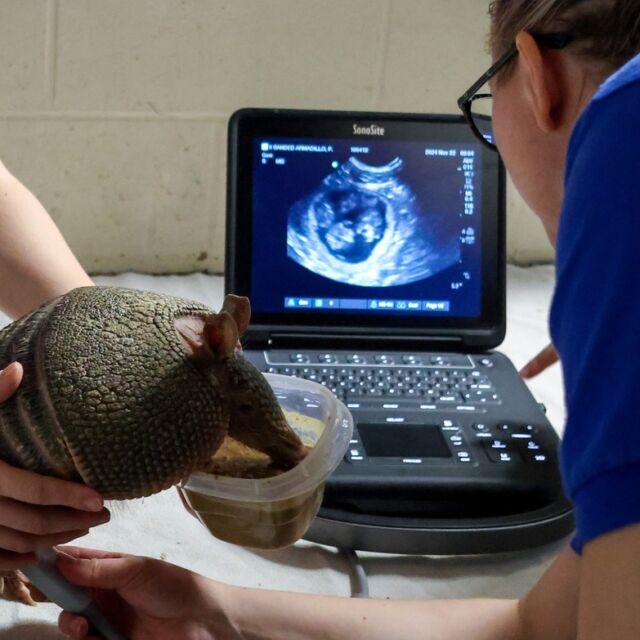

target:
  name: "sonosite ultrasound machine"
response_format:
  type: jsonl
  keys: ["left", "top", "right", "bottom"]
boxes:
{"left": 225, "top": 108, "right": 574, "bottom": 554}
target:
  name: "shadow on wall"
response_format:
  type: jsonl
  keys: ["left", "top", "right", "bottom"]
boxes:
{"left": 0, "top": 623, "right": 64, "bottom": 640}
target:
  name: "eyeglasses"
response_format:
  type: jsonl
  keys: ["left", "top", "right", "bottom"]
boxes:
{"left": 457, "top": 33, "right": 573, "bottom": 152}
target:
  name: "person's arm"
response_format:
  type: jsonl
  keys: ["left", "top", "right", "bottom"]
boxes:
{"left": 220, "top": 588, "right": 520, "bottom": 640}
{"left": 0, "top": 159, "right": 92, "bottom": 319}
{"left": 56, "top": 545, "right": 583, "bottom": 640}
{"left": 577, "top": 525, "right": 640, "bottom": 639}
{"left": 0, "top": 164, "right": 106, "bottom": 574}
{"left": 224, "top": 546, "right": 581, "bottom": 640}
{"left": 55, "top": 547, "right": 521, "bottom": 640}
{"left": 518, "top": 545, "right": 579, "bottom": 640}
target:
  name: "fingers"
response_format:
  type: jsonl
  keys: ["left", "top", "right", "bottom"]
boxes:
{"left": 59, "top": 611, "right": 90, "bottom": 639}
{"left": 0, "top": 549, "right": 36, "bottom": 571}
{"left": 0, "top": 463, "right": 107, "bottom": 569}
{"left": 0, "top": 524, "right": 89, "bottom": 555}
{"left": 57, "top": 552, "right": 147, "bottom": 591}
{"left": 0, "top": 459, "right": 104, "bottom": 511}
{"left": 56, "top": 545, "right": 129, "bottom": 561}
{"left": 519, "top": 343, "right": 559, "bottom": 379}
{"left": 0, "top": 497, "right": 110, "bottom": 536}
{"left": 0, "top": 361, "right": 23, "bottom": 402}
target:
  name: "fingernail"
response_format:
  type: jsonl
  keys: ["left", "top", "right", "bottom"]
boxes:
{"left": 96, "top": 510, "right": 111, "bottom": 524}
{"left": 54, "top": 547, "right": 78, "bottom": 561}
{"left": 83, "top": 497, "right": 103, "bottom": 512}
{"left": 74, "top": 617, "right": 88, "bottom": 636}
{"left": 0, "top": 361, "right": 17, "bottom": 375}
{"left": 65, "top": 529, "right": 90, "bottom": 540}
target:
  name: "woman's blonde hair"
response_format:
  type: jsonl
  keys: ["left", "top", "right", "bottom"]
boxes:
{"left": 489, "top": 0, "right": 640, "bottom": 74}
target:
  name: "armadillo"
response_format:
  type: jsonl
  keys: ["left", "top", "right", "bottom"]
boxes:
{"left": 0, "top": 285, "right": 307, "bottom": 603}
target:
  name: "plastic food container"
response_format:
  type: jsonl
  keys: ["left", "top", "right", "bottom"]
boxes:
{"left": 178, "top": 373, "right": 353, "bottom": 549}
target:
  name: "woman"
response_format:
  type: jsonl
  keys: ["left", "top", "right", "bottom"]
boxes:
{"left": 0, "top": 160, "right": 110, "bottom": 576}
{"left": 5, "top": 0, "right": 640, "bottom": 637}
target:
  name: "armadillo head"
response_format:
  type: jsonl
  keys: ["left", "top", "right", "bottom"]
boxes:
{"left": 175, "top": 294, "right": 307, "bottom": 472}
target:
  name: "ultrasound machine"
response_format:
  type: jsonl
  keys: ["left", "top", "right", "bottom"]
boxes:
{"left": 225, "top": 108, "right": 574, "bottom": 554}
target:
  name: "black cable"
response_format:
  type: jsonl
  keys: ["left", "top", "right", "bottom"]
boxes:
{"left": 342, "top": 548, "right": 370, "bottom": 598}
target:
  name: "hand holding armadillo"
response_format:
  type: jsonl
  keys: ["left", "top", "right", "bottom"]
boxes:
{"left": 0, "top": 286, "right": 306, "bottom": 497}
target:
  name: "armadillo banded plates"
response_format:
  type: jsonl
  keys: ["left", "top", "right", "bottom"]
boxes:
{"left": 0, "top": 287, "right": 228, "bottom": 499}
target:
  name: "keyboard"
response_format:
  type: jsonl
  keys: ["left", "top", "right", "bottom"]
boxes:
{"left": 265, "top": 363, "right": 501, "bottom": 407}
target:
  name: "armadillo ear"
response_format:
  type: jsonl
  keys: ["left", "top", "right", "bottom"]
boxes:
{"left": 221, "top": 295, "right": 251, "bottom": 336}
{"left": 204, "top": 311, "right": 239, "bottom": 358}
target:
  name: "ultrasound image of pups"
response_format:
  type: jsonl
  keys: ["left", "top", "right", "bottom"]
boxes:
{"left": 287, "top": 157, "right": 459, "bottom": 287}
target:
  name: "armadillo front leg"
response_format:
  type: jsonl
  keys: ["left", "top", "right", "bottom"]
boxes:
{"left": 0, "top": 570, "right": 37, "bottom": 606}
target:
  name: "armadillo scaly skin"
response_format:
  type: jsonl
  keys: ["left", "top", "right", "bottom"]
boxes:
{"left": 0, "top": 286, "right": 306, "bottom": 500}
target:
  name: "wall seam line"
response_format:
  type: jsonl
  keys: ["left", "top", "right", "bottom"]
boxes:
{"left": 0, "top": 111, "right": 231, "bottom": 122}
{"left": 372, "top": 0, "right": 393, "bottom": 109}
{"left": 206, "top": 120, "right": 223, "bottom": 274}
{"left": 44, "top": 0, "right": 59, "bottom": 109}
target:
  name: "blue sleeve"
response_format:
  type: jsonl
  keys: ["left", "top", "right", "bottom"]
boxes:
{"left": 550, "top": 78, "right": 640, "bottom": 553}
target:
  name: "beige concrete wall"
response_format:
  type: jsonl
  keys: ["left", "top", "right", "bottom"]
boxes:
{"left": 0, "top": 0, "right": 553, "bottom": 274}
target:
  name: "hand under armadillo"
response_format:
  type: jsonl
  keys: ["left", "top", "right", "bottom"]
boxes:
{"left": 0, "top": 362, "right": 110, "bottom": 605}
{"left": 0, "top": 286, "right": 307, "bottom": 605}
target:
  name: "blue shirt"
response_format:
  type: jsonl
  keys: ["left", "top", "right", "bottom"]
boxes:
{"left": 550, "top": 53, "right": 640, "bottom": 552}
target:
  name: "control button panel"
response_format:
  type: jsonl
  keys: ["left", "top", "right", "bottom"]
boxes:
{"left": 343, "top": 419, "right": 552, "bottom": 467}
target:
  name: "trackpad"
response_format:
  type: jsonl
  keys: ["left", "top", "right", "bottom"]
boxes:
{"left": 358, "top": 423, "right": 451, "bottom": 458}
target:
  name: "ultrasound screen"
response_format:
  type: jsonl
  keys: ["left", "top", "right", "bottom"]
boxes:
{"left": 250, "top": 136, "right": 483, "bottom": 318}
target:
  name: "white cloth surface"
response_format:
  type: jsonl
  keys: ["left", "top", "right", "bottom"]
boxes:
{"left": 0, "top": 266, "right": 568, "bottom": 638}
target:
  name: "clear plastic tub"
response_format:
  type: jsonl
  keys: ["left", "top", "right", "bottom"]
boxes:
{"left": 178, "top": 373, "right": 354, "bottom": 549}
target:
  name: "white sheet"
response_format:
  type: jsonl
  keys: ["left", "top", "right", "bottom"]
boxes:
{"left": 0, "top": 266, "right": 568, "bottom": 638}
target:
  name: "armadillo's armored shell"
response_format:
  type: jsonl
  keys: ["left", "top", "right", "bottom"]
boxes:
{"left": 0, "top": 287, "right": 229, "bottom": 499}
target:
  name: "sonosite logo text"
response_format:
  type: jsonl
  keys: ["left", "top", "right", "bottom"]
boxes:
{"left": 353, "top": 124, "right": 385, "bottom": 136}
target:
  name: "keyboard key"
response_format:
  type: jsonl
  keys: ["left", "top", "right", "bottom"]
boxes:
{"left": 484, "top": 444, "right": 518, "bottom": 463}
{"left": 525, "top": 452, "right": 549, "bottom": 464}
{"left": 510, "top": 432, "right": 532, "bottom": 440}
{"left": 519, "top": 424, "right": 538, "bottom": 434}
{"left": 493, "top": 451, "right": 515, "bottom": 463}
